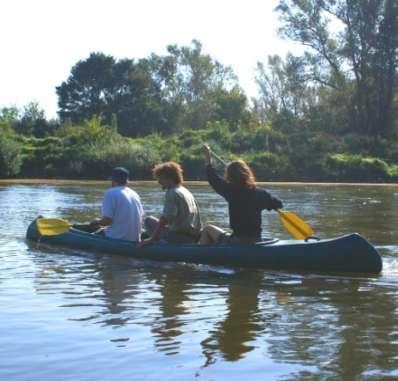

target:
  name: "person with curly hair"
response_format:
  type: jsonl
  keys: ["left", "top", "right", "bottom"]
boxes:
{"left": 140, "top": 161, "right": 202, "bottom": 246}
{"left": 199, "top": 145, "right": 283, "bottom": 245}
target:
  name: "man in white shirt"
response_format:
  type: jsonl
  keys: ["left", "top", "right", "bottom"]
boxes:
{"left": 90, "top": 167, "right": 144, "bottom": 241}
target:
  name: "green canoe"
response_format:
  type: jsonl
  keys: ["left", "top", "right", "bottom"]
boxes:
{"left": 26, "top": 218, "right": 382, "bottom": 274}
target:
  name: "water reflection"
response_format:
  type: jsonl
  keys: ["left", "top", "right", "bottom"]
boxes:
{"left": 28, "top": 245, "right": 398, "bottom": 380}
{"left": 263, "top": 276, "right": 398, "bottom": 380}
{"left": 149, "top": 270, "right": 191, "bottom": 355}
{"left": 201, "top": 271, "right": 264, "bottom": 364}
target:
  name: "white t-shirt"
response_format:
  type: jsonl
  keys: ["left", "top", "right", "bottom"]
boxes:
{"left": 102, "top": 186, "right": 143, "bottom": 241}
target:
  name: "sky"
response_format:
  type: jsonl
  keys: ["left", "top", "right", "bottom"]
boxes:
{"left": 1, "top": 0, "right": 302, "bottom": 119}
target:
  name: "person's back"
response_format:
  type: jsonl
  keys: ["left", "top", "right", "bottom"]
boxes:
{"left": 141, "top": 161, "right": 202, "bottom": 246}
{"left": 102, "top": 186, "right": 143, "bottom": 242}
{"left": 199, "top": 146, "right": 283, "bottom": 245}
{"left": 225, "top": 185, "right": 278, "bottom": 239}
{"left": 164, "top": 185, "right": 201, "bottom": 236}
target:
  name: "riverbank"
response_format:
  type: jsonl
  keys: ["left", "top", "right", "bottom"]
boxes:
{"left": 2, "top": 120, "right": 398, "bottom": 183}
{"left": 2, "top": 178, "right": 398, "bottom": 187}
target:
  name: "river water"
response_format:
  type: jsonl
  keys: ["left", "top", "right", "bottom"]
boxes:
{"left": 1, "top": 182, "right": 398, "bottom": 381}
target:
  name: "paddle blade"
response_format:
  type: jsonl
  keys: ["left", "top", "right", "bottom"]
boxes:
{"left": 278, "top": 210, "right": 314, "bottom": 240}
{"left": 37, "top": 218, "right": 70, "bottom": 236}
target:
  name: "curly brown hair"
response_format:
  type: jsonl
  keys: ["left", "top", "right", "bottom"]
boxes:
{"left": 152, "top": 161, "right": 184, "bottom": 184}
{"left": 225, "top": 160, "right": 256, "bottom": 188}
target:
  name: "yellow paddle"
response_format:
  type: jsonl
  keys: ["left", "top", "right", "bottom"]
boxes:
{"left": 36, "top": 218, "right": 71, "bottom": 236}
{"left": 278, "top": 210, "right": 314, "bottom": 240}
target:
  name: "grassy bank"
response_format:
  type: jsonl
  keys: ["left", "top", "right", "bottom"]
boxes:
{"left": 2, "top": 179, "right": 398, "bottom": 187}
{"left": 1, "top": 118, "right": 398, "bottom": 182}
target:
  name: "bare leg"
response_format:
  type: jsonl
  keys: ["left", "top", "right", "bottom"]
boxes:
{"left": 199, "top": 224, "right": 225, "bottom": 245}
{"left": 144, "top": 215, "right": 168, "bottom": 240}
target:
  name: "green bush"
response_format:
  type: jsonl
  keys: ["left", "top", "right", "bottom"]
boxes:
{"left": 179, "top": 145, "right": 207, "bottom": 180}
{"left": 204, "top": 121, "right": 233, "bottom": 148}
{"left": 80, "top": 138, "right": 161, "bottom": 179}
{"left": 0, "top": 136, "right": 23, "bottom": 177}
{"left": 243, "top": 151, "right": 293, "bottom": 180}
{"left": 135, "top": 134, "right": 181, "bottom": 162}
{"left": 5, "top": 111, "right": 397, "bottom": 182}
{"left": 230, "top": 123, "right": 285, "bottom": 153}
{"left": 57, "top": 117, "right": 118, "bottom": 146}
{"left": 389, "top": 164, "right": 398, "bottom": 179}
{"left": 19, "top": 136, "right": 68, "bottom": 177}
{"left": 340, "top": 134, "right": 392, "bottom": 158}
{"left": 323, "top": 154, "right": 391, "bottom": 180}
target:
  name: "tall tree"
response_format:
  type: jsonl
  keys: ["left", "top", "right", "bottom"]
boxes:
{"left": 255, "top": 54, "right": 315, "bottom": 121}
{"left": 57, "top": 42, "right": 242, "bottom": 135}
{"left": 56, "top": 53, "right": 166, "bottom": 136}
{"left": 19, "top": 102, "right": 47, "bottom": 136}
{"left": 212, "top": 87, "right": 250, "bottom": 128}
{"left": 275, "top": 0, "right": 398, "bottom": 135}
{"left": 148, "top": 40, "right": 239, "bottom": 129}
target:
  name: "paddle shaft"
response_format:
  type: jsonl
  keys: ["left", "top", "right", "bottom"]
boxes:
{"left": 209, "top": 149, "right": 228, "bottom": 167}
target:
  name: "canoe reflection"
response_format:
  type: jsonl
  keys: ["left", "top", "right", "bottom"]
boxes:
{"left": 30, "top": 247, "right": 398, "bottom": 378}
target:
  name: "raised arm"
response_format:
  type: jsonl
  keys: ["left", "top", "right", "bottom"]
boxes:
{"left": 202, "top": 145, "right": 230, "bottom": 199}
{"left": 207, "top": 164, "right": 231, "bottom": 198}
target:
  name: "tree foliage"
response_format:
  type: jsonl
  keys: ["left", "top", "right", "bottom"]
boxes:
{"left": 0, "top": 135, "right": 23, "bottom": 177}
{"left": 271, "top": 0, "right": 398, "bottom": 135}
{"left": 56, "top": 53, "right": 168, "bottom": 137}
{"left": 56, "top": 41, "right": 241, "bottom": 136}
{"left": 1, "top": 32, "right": 398, "bottom": 181}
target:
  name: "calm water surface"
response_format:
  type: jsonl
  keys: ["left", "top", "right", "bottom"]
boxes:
{"left": 1, "top": 182, "right": 398, "bottom": 381}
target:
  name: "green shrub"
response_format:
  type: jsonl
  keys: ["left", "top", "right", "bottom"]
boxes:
{"left": 135, "top": 134, "right": 181, "bottom": 162}
{"left": 80, "top": 138, "right": 161, "bottom": 179}
{"left": 0, "top": 136, "right": 23, "bottom": 177}
{"left": 19, "top": 136, "right": 68, "bottom": 177}
{"left": 204, "top": 121, "right": 233, "bottom": 148}
{"left": 8, "top": 113, "right": 398, "bottom": 182}
{"left": 179, "top": 145, "right": 207, "bottom": 180}
{"left": 243, "top": 151, "right": 293, "bottom": 180}
{"left": 230, "top": 124, "right": 285, "bottom": 153}
{"left": 323, "top": 154, "right": 391, "bottom": 180}
{"left": 57, "top": 116, "right": 118, "bottom": 146}
{"left": 389, "top": 164, "right": 398, "bottom": 179}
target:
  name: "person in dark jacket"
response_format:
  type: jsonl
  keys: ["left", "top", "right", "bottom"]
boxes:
{"left": 199, "top": 145, "right": 283, "bottom": 244}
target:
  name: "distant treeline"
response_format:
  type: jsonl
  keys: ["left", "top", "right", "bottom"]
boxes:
{"left": 1, "top": 0, "right": 398, "bottom": 181}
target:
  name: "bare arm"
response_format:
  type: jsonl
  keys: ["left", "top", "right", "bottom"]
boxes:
{"left": 201, "top": 144, "right": 230, "bottom": 199}
{"left": 91, "top": 216, "right": 112, "bottom": 227}
{"left": 140, "top": 216, "right": 168, "bottom": 246}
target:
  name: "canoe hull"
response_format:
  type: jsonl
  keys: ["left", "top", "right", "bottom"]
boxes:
{"left": 26, "top": 219, "right": 382, "bottom": 274}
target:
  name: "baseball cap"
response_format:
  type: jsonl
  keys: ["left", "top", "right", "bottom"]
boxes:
{"left": 111, "top": 167, "right": 129, "bottom": 183}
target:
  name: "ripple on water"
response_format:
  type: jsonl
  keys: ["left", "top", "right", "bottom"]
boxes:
{"left": 2, "top": 183, "right": 398, "bottom": 380}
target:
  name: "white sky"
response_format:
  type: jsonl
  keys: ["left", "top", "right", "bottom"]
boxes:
{"left": 1, "top": 0, "right": 302, "bottom": 119}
